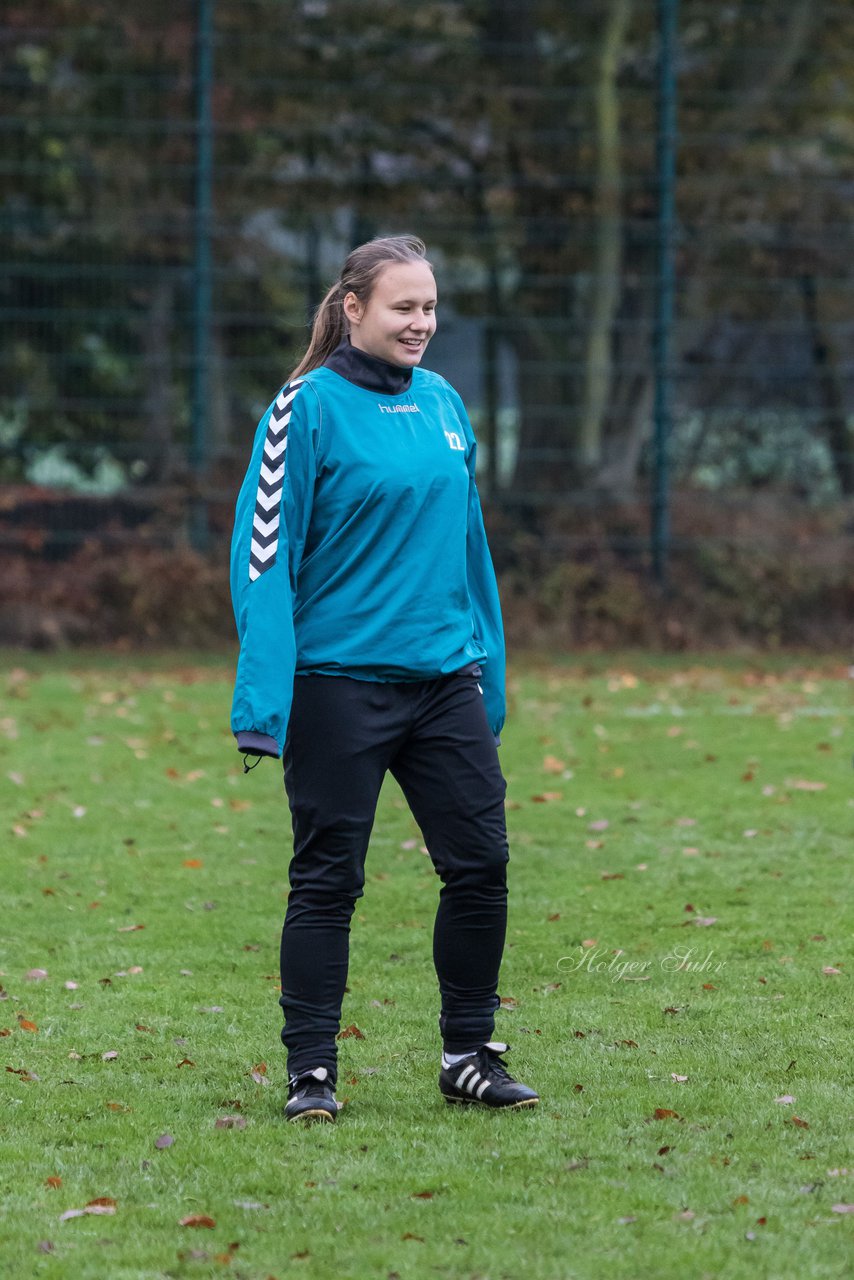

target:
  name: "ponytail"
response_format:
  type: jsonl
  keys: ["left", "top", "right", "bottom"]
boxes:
{"left": 288, "top": 281, "right": 347, "bottom": 381}
{"left": 286, "top": 234, "right": 431, "bottom": 382}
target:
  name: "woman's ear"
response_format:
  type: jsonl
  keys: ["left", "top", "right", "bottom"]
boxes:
{"left": 343, "top": 291, "right": 363, "bottom": 325}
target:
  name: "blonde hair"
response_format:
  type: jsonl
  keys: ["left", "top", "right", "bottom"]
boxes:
{"left": 287, "top": 235, "right": 432, "bottom": 381}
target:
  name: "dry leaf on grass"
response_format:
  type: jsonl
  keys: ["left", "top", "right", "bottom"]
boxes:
{"left": 60, "top": 1197, "right": 116, "bottom": 1221}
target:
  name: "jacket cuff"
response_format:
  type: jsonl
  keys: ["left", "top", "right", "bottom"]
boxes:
{"left": 235, "top": 731, "right": 280, "bottom": 758}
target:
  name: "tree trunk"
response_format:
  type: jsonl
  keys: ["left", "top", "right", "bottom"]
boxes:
{"left": 479, "top": 2, "right": 585, "bottom": 495}
{"left": 800, "top": 275, "right": 854, "bottom": 496}
{"left": 141, "top": 280, "right": 175, "bottom": 484}
{"left": 578, "top": 0, "right": 632, "bottom": 474}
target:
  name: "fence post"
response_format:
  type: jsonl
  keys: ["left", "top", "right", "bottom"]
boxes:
{"left": 651, "top": 0, "right": 678, "bottom": 586}
{"left": 189, "top": 0, "right": 215, "bottom": 550}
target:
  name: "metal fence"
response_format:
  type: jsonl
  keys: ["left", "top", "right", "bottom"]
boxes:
{"left": 2, "top": 1, "right": 853, "bottom": 588}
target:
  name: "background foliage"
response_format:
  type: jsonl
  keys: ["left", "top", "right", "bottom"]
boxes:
{"left": 1, "top": 1, "right": 853, "bottom": 642}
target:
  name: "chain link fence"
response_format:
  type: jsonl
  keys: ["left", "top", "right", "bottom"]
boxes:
{"left": 1, "top": 1, "right": 852, "bottom": 645}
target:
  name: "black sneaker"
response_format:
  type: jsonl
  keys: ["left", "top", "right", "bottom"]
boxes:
{"left": 439, "top": 1041, "right": 539, "bottom": 1109}
{"left": 284, "top": 1066, "right": 339, "bottom": 1123}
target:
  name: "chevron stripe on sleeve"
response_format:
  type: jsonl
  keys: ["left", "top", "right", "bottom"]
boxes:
{"left": 249, "top": 378, "right": 306, "bottom": 582}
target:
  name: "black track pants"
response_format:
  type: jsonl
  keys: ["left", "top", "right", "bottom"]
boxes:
{"left": 279, "top": 668, "right": 509, "bottom": 1086}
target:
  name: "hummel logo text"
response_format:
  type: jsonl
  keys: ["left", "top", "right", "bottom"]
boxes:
{"left": 378, "top": 402, "right": 421, "bottom": 414}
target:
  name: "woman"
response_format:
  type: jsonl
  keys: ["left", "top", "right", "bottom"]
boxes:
{"left": 230, "top": 235, "right": 538, "bottom": 1122}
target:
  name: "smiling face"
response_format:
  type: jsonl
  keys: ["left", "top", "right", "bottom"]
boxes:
{"left": 343, "top": 260, "right": 437, "bottom": 368}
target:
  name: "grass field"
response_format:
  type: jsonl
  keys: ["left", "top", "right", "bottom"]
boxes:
{"left": 0, "top": 651, "right": 852, "bottom": 1280}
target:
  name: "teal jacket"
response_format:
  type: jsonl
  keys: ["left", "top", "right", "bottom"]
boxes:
{"left": 230, "top": 341, "right": 506, "bottom": 757}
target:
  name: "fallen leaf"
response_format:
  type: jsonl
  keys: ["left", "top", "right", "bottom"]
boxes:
{"left": 117, "top": 924, "right": 144, "bottom": 933}
{"left": 101, "top": 1051, "right": 119, "bottom": 1061}
{"left": 26, "top": 969, "right": 49, "bottom": 981}
{"left": 60, "top": 1198, "right": 117, "bottom": 1221}
{"left": 652, "top": 1109, "right": 681, "bottom": 1121}
{"left": 214, "top": 1244, "right": 240, "bottom": 1263}
{"left": 155, "top": 1134, "right": 174, "bottom": 1148}
{"left": 215, "top": 1116, "right": 246, "bottom": 1130}
{"left": 411, "top": 1190, "right": 434, "bottom": 1199}
{"left": 831, "top": 1204, "right": 854, "bottom": 1214}
{"left": 671, "top": 1074, "right": 688, "bottom": 1083}
{"left": 822, "top": 967, "right": 842, "bottom": 976}
{"left": 45, "top": 1176, "right": 62, "bottom": 1188}
{"left": 693, "top": 917, "right": 718, "bottom": 927}
{"left": 338, "top": 1024, "right": 365, "bottom": 1040}
{"left": 791, "top": 1116, "right": 810, "bottom": 1129}
{"left": 180, "top": 1214, "right": 216, "bottom": 1229}
{"left": 786, "top": 779, "right": 826, "bottom": 791}
{"left": 531, "top": 792, "right": 562, "bottom": 803}
{"left": 17, "top": 1017, "right": 38, "bottom": 1032}
{"left": 542, "top": 755, "right": 565, "bottom": 774}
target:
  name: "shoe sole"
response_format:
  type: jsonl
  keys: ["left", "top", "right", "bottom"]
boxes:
{"left": 441, "top": 1094, "right": 539, "bottom": 1109}
{"left": 286, "top": 1107, "right": 336, "bottom": 1123}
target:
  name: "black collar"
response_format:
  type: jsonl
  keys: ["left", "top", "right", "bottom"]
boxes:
{"left": 323, "top": 339, "right": 413, "bottom": 395}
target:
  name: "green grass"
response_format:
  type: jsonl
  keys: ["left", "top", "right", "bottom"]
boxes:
{"left": 1, "top": 651, "right": 852, "bottom": 1280}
